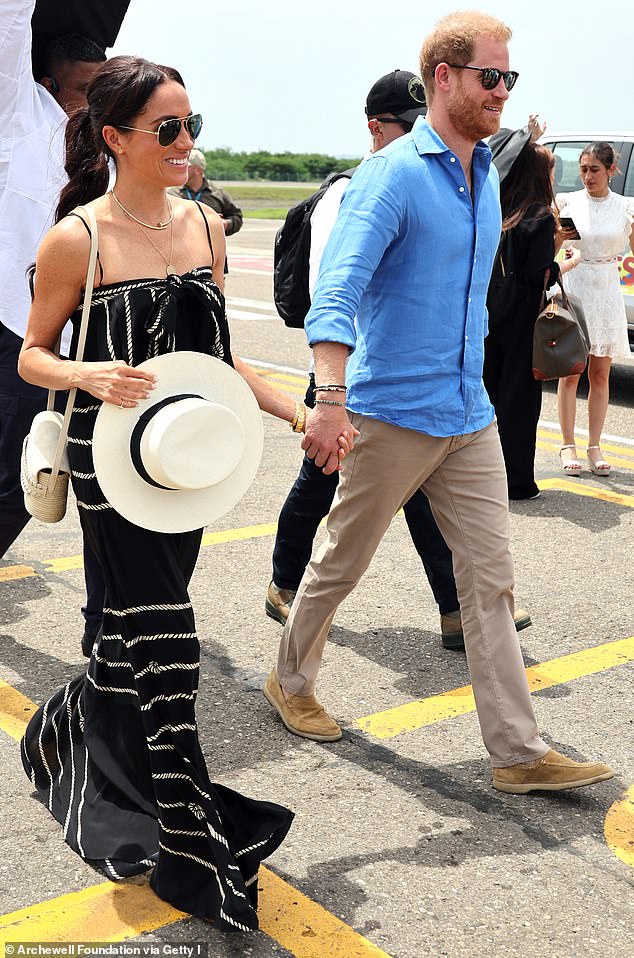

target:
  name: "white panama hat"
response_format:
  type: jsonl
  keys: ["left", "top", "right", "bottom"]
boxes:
{"left": 92, "top": 352, "right": 263, "bottom": 533}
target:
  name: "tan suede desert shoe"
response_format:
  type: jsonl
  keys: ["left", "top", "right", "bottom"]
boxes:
{"left": 265, "top": 581, "right": 296, "bottom": 625}
{"left": 263, "top": 669, "right": 342, "bottom": 742}
{"left": 492, "top": 749, "right": 614, "bottom": 794}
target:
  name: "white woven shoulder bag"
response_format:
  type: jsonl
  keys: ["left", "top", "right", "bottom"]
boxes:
{"left": 21, "top": 205, "right": 99, "bottom": 522}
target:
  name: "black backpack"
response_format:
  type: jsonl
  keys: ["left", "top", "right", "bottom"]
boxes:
{"left": 486, "top": 228, "right": 521, "bottom": 329}
{"left": 273, "top": 168, "right": 357, "bottom": 328}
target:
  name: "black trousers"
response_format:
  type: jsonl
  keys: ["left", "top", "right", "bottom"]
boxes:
{"left": 483, "top": 318, "right": 543, "bottom": 500}
{"left": 272, "top": 377, "right": 459, "bottom": 615}
{"left": 0, "top": 322, "right": 105, "bottom": 638}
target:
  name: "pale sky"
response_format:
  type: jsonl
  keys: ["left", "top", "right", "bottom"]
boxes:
{"left": 112, "top": 1, "right": 623, "bottom": 156}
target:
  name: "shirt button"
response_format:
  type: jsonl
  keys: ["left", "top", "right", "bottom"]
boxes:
{"left": 459, "top": 186, "right": 465, "bottom": 192}
{"left": 450, "top": 157, "right": 456, "bottom": 163}
{"left": 465, "top": 335, "right": 469, "bottom": 341}
{"left": 468, "top": 297, "right": 472, "bottom": 303}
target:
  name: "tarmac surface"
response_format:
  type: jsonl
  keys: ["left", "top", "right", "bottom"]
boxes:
{"left": 1, "top": 220, "right": 633, "bottom": 958}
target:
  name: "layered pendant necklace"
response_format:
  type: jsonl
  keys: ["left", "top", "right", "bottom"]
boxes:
{"left": 110, "top": 191, "right": 177, "bottom": 276}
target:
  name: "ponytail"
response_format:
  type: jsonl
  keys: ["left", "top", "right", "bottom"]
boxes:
{"left": 55, "top": 107, "right": 110, "bottom": 223}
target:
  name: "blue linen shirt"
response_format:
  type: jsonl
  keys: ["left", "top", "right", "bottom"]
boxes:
{"left": 304, "top": 118, "right": 501, "bottom": 437}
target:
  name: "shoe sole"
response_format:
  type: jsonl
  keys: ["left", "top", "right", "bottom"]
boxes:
{"left": 514, "top": 613, "right": 532, "bottom": 633}
{"left": 265, "top": 599, "right": 288, "bottom": 626}
{"left": 492, "top": 769, "right": 615, "bottom": 794}
{"left": 441, "top": 634, "right": 465, "bottom": 651}
{"left": 263, "top": 684, "right": 343, "bottom": 742}
{"left": 442, "top": 612, "right": 532, "bottom": 652}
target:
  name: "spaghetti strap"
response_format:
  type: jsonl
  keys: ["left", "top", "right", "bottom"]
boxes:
{"left": 69, "top": 211, "right": 104, "bottom": 285}
{"left": 194, "top": 201, "right": 215, "bottom": 267}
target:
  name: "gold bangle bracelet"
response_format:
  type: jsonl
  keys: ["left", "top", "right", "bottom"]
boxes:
{"left": 290, "top": 402, "right": 306, "bottom": 433}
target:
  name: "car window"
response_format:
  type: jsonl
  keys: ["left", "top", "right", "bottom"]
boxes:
{"left": 623, "top": 151, "right": 634, "bottom": 197}
{"left": 549, "top": 142, "right": 587, "bottom": 193}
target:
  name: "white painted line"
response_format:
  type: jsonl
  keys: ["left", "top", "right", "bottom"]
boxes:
{"left": 227, "top": 297, "right": 275, "bottom": 311}
{"left": 228, "top": 309, "right": 277, "bottom": 322}
{"left": 241, "top": 357, "right": 308, "bottom": 377}
{"left": 230, "top": 267, "right": 273, "bottom": 276}
{"left": 539, "top": 419, "right": 634, "bottom": 447}
{"left": 228, "top": 248, "right": 275, "bottom": 257}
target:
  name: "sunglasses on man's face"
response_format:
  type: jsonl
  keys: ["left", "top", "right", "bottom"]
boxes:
{"left": 448, "top": 64, "right": 519, "bottom": 92}
{"left": 119, "top": 113, "right": 203, "bottom": 147}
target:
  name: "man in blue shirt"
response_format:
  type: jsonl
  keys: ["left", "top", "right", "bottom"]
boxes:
{"left": 264, "top": 10, "right": 613, "bottom": 793}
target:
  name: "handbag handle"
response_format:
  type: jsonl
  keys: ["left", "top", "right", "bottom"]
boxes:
{"left": 538, "top": 265, "right": 571, "bottom": 315}
{"left": 49, "top": 205, "right": 99, "bottom": 483}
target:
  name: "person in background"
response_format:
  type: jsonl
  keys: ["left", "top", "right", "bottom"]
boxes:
{"left": 169, "top": 148, "right": 243, "bottom": 235}
{"left": 556, "top": 142, "right": 634, "bottom": 476}
{"left": 484, "top": 122, "right": 580, "bottom": 499}
{"left": 267, "top": 68, "right": 531, "bottom": 649}
{"left": 0, "top": 1, "right": 107, "bottom": 654}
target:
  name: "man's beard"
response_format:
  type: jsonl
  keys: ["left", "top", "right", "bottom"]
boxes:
{"left": 449, "top": 83, "right": 502, "bottom": 142}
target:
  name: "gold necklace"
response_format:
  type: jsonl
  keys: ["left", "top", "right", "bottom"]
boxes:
{"left": 132, "top": 217, "right": 176, "bottom": 276}
{"left": 110, "top": 190, "right": 173, "bottom": 229}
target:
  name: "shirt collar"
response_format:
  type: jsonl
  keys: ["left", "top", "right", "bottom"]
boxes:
{"left": 411, "top": 116, "right": 492, "bottom": 166}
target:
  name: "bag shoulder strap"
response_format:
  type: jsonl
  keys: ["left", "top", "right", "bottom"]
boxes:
{"left": 49, "top": 205, "right": 99, "bottom": 482}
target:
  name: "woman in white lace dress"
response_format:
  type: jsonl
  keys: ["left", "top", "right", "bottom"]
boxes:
{"left": 556, "top": 142, "right": 634, "bottom": 476}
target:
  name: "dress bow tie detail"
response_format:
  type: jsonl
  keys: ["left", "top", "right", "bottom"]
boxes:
{"left": 145, "top": 273, "right": 214, "bottom": 354}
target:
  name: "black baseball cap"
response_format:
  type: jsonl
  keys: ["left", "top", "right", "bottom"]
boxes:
{"left": 365, "top": 69, "right": 427, "bottom": 124}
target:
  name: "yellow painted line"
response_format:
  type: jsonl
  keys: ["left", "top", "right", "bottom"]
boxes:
{"left": 201, "top": 521, "right": 278, "bottom": 547}
{"left": 0, "top": 681, "right": 391, "bottom": 955}
{"left": 252, "top": 368, "right": 308, "bottom": 387}
{"left": 23, "top": 522, "right": 282, "bottom": 579}
{"left": 537, "top": 477, "right": 634, "bottom": 507}
{"left": 0, "top": 680, "right": 38, "bottom": 742}
{"left": 537, "top": 427, "right": 634, "bottom": 459}
{"left": 536, "top": 440, "right": 634, "bottom": 471}
{"left": 0, "top": 880, "right": 185, "bottom": 943}
{"left": 355, "top": 635, "right": 634, "bottom": 739}
{"left": 0, "top": 868, "right": 391, "bottom": 955}
{"left": 44, "top": 554, "right": 84, "bottom": 573}
{"left": 7, "top": 476, "right": 634, "bottom": 585}
{"left": 0, "top": 564, "right": 38, "bottom": 582}
{"left": 258, "top": 866, "right": 392, "bottom": 958}
{"left": 605, "top": 786, "right": 634, "bottom": 868}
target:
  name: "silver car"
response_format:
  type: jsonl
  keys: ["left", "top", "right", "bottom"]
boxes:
{"left": 541, "top": 131, "right": 634, "bottom": 347}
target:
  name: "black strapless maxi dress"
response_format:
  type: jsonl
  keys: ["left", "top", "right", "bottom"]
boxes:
{"left": 21, "top": 265, "right": 293, "bottom": 931}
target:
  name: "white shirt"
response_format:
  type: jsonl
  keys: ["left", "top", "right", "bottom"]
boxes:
{"left": 0, "top": 0, "right": 69, "bottom": 349}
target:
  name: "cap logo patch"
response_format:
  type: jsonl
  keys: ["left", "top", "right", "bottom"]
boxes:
{"left": 408, "top": 77, "right": 426, "bottom": 103}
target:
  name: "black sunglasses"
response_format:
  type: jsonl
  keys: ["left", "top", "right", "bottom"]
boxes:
{"left": 119, "top": 113, "right": 203, "bottom": 147}
{"left": 448, "top": 64, "right": 519, "bottom": 92}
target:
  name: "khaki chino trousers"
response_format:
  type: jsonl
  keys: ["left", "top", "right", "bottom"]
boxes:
{"left": 277, "top": 415, "right": 549, "bottom": 767}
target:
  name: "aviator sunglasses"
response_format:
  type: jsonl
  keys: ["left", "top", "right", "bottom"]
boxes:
{"left": 448, "top": 64, "right": 519, "bottom": 92}
{"left": 118, "top": 113, "right": 203, "bottom": 147}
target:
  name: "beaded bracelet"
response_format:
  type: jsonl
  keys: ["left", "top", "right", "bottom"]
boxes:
{"left": 314, "top": 384, "right": 346, "bottom": 392}
{"left": 315, "top": 399, "right": 345, "bottom": 406}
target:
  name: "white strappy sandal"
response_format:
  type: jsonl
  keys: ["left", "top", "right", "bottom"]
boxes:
{"left": 587, "top": 446, "right": 611, "bottom": 477}
{"left": 559, "top": 444, "right": 582, "bottom": 476}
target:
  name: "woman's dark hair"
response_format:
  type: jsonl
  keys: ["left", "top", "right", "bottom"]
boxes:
{"left": 501, "top": 142, "right": 556, "bottom": 232}
{"left": 56, "top": 56, "right": 185, "bottom": 223}
{"left": 580, "top": 141, "right": 618, "bottom": 173}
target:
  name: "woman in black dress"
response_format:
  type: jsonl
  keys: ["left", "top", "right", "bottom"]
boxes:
{"left": 18, "top": 56, "right": 352, "bottom": 931}
{"left": 484, "top": 141, "right": 579, "bottom": 500}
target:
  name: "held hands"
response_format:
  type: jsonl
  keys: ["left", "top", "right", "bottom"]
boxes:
{"left": 301, "top": 404, "right": 360, "bottom": 475}
{"left": 72, "top": 360, "right": 157, "bottom": 408}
